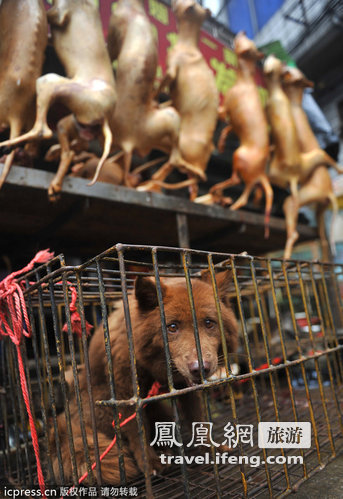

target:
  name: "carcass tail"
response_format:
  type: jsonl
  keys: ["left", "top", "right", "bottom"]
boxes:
{"left": 88, "top": 119, "right": 113, "bottom": 186}
{"left": 260, "top": 175, "right": 274, "bottom": 239}
{"left": 0, "top": 150, "right": 16, "bottom": 189}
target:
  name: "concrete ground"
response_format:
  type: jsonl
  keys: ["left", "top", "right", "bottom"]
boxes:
{"left": 294, "top": 453, "right": 343, "bottom": 498}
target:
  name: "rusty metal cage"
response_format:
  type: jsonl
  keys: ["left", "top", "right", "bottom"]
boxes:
{"left": 1, "top": 244, "right": 343, "bottom": 498}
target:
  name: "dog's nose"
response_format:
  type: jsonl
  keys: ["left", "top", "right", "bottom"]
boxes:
{"left": 188, "top": 360, "right": 211, "bottom": 379}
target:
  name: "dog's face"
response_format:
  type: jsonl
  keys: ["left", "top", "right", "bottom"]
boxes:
{"left": 134, "top": 271, "right": 238, "bottom": 386}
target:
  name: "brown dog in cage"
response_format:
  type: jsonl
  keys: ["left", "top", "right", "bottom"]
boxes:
{"left": 51, "top": 270, "right": 238, "bottom": 485}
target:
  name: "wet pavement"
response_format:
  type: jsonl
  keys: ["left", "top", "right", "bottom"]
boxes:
{"left": 294, "top": 453, "right": 343, "bottom": 498}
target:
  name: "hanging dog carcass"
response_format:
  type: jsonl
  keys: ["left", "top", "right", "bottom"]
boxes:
{"left": 0, "top": 0, "right": 48, "bottom": 189}
{"left": 196, "top": 32, "right": 273, "bottom": 237}
{"left": 264, "top": 55, "right": 343, "bottom": 233}
{"left": 281, "top": 66, "right": 338, "bottom": 260}
{"left": 0, "top": 0, "right": 117, "bottom": 200}
{"left": 90, "top": 0, "right": 190, "bottom": 192}
{"left": 140, "top": 0, "right": 218, "bottom": 200}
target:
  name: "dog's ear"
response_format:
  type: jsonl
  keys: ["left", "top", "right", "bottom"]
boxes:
{"left": 215, "top": 269, "right": 233, "bottom": 304}
{"left": 135, "top": 276, "right": 166, "bottom": 312}
{"left": 201, "top": 270, "right": 238, "bottom": 353}
{"left": 201, "top": 269, "right": 233, "bottom": 303}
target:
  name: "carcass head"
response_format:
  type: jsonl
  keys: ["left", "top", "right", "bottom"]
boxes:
{"left": 282, "top": 66, "right": 314, "bottom": 89}
{"left": 234, "top": 31, "right": 264, "bottom": 61}
{"left": 172, "top": 0, "right": 211, "bottom": 25}
{"left": 263, "top": 54, "right": 284, "bottom": 78}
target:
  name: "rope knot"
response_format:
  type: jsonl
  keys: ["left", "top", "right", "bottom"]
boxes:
{"left": 62, "top": 285, "right": 93, "bottom": 338}
{"left": 0, "top": 249, "right": 54, "bottom": 344}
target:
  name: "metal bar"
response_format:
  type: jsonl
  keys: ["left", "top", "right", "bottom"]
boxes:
{"left": 317, "top": 274, "right": 342, "bottom": 385}
{"left": 116, "top": 245, "right": 153, "bottom": 496}
{"left": 37, "top": 268, "right": 76, "bottom": 484}
{"left": 96, "top": 344, "right": 343, "bottom": 407}
{"left": 7, "top": 343, "right": 25, "bottom": 484}
{"left": 308, "top": 262, "right": 343, "bottom": 438}
{"left": 319, "top": 265, "right": 343, "bottom": 383}
{"left": 96, "top": 260, "right": 127, "bottom": 484}
{"left": 176, "top": 213, "right": 190, "bottom": 249}
{"left": 22, "top": 248, "right": 339, "bottom": 295}
{"left": 328, "top": 265, "right": 343, "bottom": 336}
{"left": 61, "top": 273, "right": 95, "bottom": 484}
{"left": 151, "top": 249, "right": 175, "bottom": 391}
{"left": 0, "top": 340, "right": 11, "bottom": 478}
{"left": 206, "top": 254, "right": 232, "bottom": 377}
{"left": 182, "top": 251, "right": 206, "bottom": 384}
{"left": 230, "top": 256, "right": 274, "bottom": 497}
{"left": 282, "top": 262, "right": 322, "bottom": 467}
{"left": 248, "top": 295, "right": 267, "bottom": 392}
{"left": 45, "top": 277, "right": 70, "bottom": 484}
{"left": 249, "top": 259, "right": 291, "bottom": 492}
{"left": 20, "top": 340, "right": 35, "bottom": 485}
{"left": 182, "top": 251, "right": 222, "bottom": 496}
{"left": 75, "top": 270, "right": 103, "bottom": 485}
{"left": 248, "top": 0, "right": 259, "bottom": 35}
{"left": 226, "top": 383, "right": 249, "bottom": 497}
{"left": 267, "top": 260, "right": 307, "bottom": 481}
{"left": 11, "top": 342, "right": 33, "bottom": 484}
{"left": 300, "top": 0, "right": 309, "bottom": 27}
{"left": 296, "top": 262, "right": 335, "bottom": 456}
{"left": 25, "top": 278, "right": 55, "bottom": 483}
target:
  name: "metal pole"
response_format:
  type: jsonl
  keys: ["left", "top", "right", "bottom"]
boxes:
{"left": 176, "top": 213, "right": 190, "bottom": 249}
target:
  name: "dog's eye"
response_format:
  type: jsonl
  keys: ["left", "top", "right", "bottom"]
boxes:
{"left": 204, "top": 318, "right": 216, "bottom": 329}
{"left": 167, "top": 322, "right": 179, "bottom": 333}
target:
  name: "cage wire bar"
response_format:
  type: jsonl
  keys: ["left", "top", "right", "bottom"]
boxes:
{"left": 0, "top": 244, "right": 343, "bottom": 498}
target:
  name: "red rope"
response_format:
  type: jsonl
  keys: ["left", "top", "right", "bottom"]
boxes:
{"left": 61, "top": 284, "right": 93, "bottom": 338}
{"left": 238, "top": 356, "right": 282, "bottom": 383}
{"left": 64, "top": 381, "right": 163, "bottom": 497}
{"left": 0, "top": 249, "right": 55, "bottom": 497}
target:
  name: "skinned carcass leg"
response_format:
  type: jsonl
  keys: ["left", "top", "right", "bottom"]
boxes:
{"left": 47, "top": 114, "right": 80, "bottom": 201}
{"left": 0, "top": 119, "right": 22, "bottom": 189}
{"left": 283, "top": 167, "right": 337, "bottom": 260}
{"left": 136, "top": 105, "right": 207, "bottom": 198}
